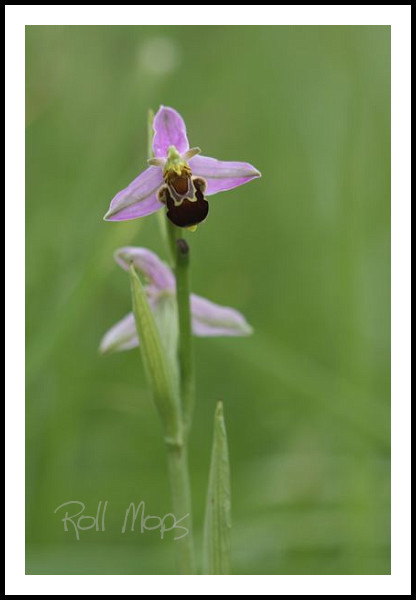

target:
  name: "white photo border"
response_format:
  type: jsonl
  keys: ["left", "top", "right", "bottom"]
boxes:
{"left": 6, "top": 4, "right": 410, "bottom": 595}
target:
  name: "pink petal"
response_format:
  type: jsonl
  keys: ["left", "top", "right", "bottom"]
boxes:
{"left": 189, "top": 155, "right": 261, "bottom": 196}
{"left": 190, "top": 294, "right": 253, "bottom": 337}
{"left": 100, "top": 291, "right": 253, "bottom": 354}
{"left": 152, "top": 106, "right": 189, "bottom": 158}
{"left": 114, "top": 247, "right": 175, "bottom": 291}
{"left": 104, "top": 166, "right": 163, "bottom": 221}
{"left": 99, "top": 313, "right": 138, "bottom": 353}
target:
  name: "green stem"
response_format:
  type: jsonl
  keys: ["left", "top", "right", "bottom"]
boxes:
{"left": 167, "top": 219, "right": 179, "bottom": 268}
{"left": 163, "top": 233, "right": 196, "bottom": 573}
{"left": 175, "top": 237, "right": 195, "bottom": 436}
{"left": 166, "top": 441, "right": 196, "bottom": 574}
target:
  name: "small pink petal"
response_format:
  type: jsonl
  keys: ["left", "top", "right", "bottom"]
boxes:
{"left": 114, "top": 247, "right": 175, "bottom": 291}
{"left": 99, "top": 313, "right": 138, "bottom": 353}
{"left": 191, "top": 294, "right": 253, "bottom": 337}
{"left": 189, "top": 154, "right": 261, "bottom": 196}
{"left": 104, "top": 166, "right": 163, "bottom": 221}
{"left": 152, "top": 106, "right": 189, "bottom": 158}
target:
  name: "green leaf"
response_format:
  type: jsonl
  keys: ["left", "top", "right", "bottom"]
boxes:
{"left": 152, "top": 292, "right": 179, "bottom": 386}
{"left": 129, "top": 264, "right": 182, "bottom": 445}
{"left": 203, "top": 401, "right": 231, "bottom": 575}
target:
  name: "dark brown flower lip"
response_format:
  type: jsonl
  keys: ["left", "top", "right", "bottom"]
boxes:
{"left": 166, "top": 197, "right": 209, "bottom": 228}
{"left": 161, "top": 177, "right": 209, "bottom": 228}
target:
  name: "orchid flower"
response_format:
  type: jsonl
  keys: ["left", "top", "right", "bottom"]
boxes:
{"left": 104, "top": 106, "right": 261, "bottom": 229}
{"left": 100, "top": 247, "right": 253, "bottom": 354}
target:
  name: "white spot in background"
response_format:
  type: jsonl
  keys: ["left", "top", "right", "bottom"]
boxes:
{"left": 138, "top": 37, "right": 181, "bottom": 75}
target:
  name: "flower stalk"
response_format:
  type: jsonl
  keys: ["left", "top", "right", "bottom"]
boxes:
{"left": 175, "top": 237, "right": 195, "bottom": 436}
{"left": 165, "top": 441, "right": 195, "bottom": 574}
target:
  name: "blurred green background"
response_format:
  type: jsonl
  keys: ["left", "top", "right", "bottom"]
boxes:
{"left": 26, "top": 25, "right": 390, "bottom": 575}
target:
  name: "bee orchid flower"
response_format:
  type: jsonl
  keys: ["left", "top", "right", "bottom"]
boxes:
{"left": 104, "top": 106, "right": 261, "bottom": 229}
{"left": 100, "top": 247, "right": 253, "bottom": 354}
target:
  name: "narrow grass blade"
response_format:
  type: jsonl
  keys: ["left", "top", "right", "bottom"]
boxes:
{"left": 203, "top": 401, "right": 231, "bottom": 574}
